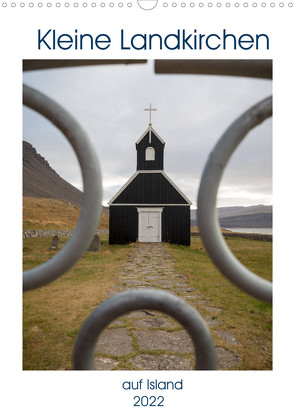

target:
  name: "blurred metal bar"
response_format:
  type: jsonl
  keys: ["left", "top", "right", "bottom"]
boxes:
{"left": 23, "top": 59, "right": 147, "bottom": 71}
{"left": 197, "top": 96, "right": 272, "bottom": 303}
{"left": 23, "top": 84, "right": 102, "bottom": 291}
{"left": 155, "top": 59, "right": 272, "bottom": 79}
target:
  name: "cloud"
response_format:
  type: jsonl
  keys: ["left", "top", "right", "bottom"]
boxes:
{"left": 23, "top": 60, "right": 272, "bottom": 207}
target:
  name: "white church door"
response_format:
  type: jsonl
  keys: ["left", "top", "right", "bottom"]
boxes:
{"left": 137, "top": 208, "right": 163, "bottom": 242}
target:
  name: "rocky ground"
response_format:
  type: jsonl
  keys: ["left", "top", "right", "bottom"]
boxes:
{"left": 94, "top": 243, "right": 242, "bottom": 370}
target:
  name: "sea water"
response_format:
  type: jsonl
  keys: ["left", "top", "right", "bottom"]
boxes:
{"left": 224, "top": 228, "right": 272, "bottom": 235}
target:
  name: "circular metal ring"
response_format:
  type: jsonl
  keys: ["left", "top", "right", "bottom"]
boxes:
{"left": 197, "top": 96, "right": 272, "bottom": 303}
{"left": 73, "top": 289, "right": 217, "bottom": 370}
{"left": 23, "top": 85, "right": 102, "bottom": 291}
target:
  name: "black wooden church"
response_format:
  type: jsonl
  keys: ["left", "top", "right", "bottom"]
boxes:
{"left": 108, "top": 105, "right": 192, "bottom": 245}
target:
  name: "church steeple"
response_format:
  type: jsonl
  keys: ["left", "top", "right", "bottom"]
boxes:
{"left": 135, "top": 105, "right": 165, "bottom": 171}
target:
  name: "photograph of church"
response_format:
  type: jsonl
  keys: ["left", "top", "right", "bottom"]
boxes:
{"left": 22, "top": 59, "right": 272, "bottom": 376}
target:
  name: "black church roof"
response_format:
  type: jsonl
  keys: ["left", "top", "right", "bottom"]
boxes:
{"left": 108, "top": 171, "right": 192, "bottom": 206}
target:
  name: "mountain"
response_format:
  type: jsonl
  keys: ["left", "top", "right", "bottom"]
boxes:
{"left": 191, "top": 205, "right": 272, "bottom": 228}
{"left": 23, "top": 141, "right": 83, "bottom": 205}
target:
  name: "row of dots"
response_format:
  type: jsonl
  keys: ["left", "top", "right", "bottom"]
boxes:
{"left": 1, "top": 1, "right": 293, "bottom": 7}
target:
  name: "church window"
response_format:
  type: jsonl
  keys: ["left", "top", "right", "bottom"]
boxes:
{"left": 146, "top": 147, "right": 155, "bottom": 161}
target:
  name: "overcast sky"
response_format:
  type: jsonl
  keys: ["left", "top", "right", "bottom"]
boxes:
{"left": 23, "top": 60, "right": 272, "bottom": 208}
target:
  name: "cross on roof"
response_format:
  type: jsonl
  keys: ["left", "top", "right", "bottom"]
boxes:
{"left": 144, "top": 104, "right": 157, "bottom": 125}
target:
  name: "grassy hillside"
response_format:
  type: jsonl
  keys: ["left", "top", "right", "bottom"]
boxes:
{"left": 23, "top": 141, "right": 83, "bottom": 205}
{"left": 23, "top": 196, "right": 109, "bottom": 230}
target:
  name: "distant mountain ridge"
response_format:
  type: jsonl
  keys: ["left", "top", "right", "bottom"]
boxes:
{"left": 23, "top": 141, "right": 83, "bottom": 206}
{"left": 191, "top": 205, "right": 272, "bottom": 228}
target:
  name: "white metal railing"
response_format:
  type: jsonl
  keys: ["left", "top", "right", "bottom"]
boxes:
{"left": 23, "top": 84, "right": 102, "bottom": 291}
{"left": 197, "top": 96, "right": 272, "bottom": 303}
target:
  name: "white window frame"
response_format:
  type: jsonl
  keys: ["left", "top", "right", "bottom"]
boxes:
{"left": 145, "top": 147, "right": 155, "bottom": 161}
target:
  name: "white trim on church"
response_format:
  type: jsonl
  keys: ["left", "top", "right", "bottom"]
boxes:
{"left": 135, "top": 126, "right": 165, "bottom": 146}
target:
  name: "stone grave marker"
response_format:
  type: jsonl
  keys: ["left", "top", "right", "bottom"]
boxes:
{"left": 88, "top": 235, "right": 101, "bottom": 252}
{"left": 49, "top": 235, "right": 59, "bottom": 250}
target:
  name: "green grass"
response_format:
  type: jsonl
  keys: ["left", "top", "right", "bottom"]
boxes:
{"left": 167, "top": 236, "right": 272, "bottom": 370}
{"left": 23, "top": 235, "right": 131, "bottom": 370}
{"left": 23, "top": 235, "right": 272, "bottom": 370}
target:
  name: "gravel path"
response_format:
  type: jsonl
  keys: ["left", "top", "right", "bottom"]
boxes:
{"left": 94, "top": 242, "right": 241, "bottom": 370}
